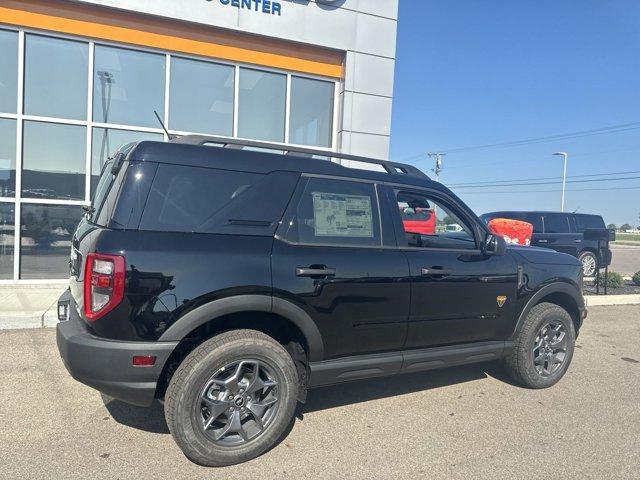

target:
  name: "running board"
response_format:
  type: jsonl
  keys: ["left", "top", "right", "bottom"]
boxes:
{"left": 308, "top": 341, "right": 510, "bottom": 388}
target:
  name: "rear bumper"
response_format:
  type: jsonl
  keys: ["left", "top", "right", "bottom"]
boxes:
{"left": 56, "top": 297, "right": 178, "bottom": 407}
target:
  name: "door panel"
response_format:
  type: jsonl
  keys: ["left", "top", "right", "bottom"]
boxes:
{"left": 540, "top": 213, "right": 580, "bottom": 256}
{"left": 272, "top": 241, "right": 410, "bottom": 359}
{"left": 404, "top": 250, "right": 518, "bottom": 348}
{"left": 385, "top": 187, "right": 518, "bottom": 348}
{"left": 272, "top": 176, "right": 410, "bottom": 360}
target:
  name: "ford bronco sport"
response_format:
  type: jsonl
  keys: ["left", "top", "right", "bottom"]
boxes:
{"left": 57, "top": 135, "right": 586, "bottom": 466}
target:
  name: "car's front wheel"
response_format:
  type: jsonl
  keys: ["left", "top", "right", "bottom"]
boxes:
{"left": 164, "top": 330, "right": 299, "bottom": 466}
{"left": 504, "top": 302, "right": 576, "bottom": 389}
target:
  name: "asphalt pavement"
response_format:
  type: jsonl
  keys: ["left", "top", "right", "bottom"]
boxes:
{"left": 610, "top": 244, "right": 640, "bottom": 276}
{"left": 1, "top": 305, "right": 639, "bottom": 480}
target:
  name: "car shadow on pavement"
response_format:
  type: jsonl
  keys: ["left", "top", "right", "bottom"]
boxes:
{"left": 300, "top": 360, "right": 519, "bottom": 416}
{"left": 102, "top": 361, "right": 520, "bottom": 436}
{"left": 102, "top": 394, "right": 170, "bottom": 434}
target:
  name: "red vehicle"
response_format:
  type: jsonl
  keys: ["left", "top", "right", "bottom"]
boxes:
{"left": 401, "top": 207, "right": 436, "bottom": 235}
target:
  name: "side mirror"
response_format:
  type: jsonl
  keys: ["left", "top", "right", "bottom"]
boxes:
{"left": 483, "top": 233, "right": 506, "bottom": 256}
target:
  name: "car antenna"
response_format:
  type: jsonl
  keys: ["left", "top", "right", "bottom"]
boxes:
{"left": 573, "top": 207, "right": 581, "bottom": 213}
{"left": 154, "top": 110, "right": 175, "bottom": 140}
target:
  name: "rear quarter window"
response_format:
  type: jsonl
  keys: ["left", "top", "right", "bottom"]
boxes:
{"left": 575, "top": 214, "right": 605, "bottom": 232}
{"left": 138, "top": 164, "right": 299, "bottom": 234}
{"left": 543, "top": 213, "right": 570, "bottom": 233}
{"left": 140, "top": 164, "right": 261, "bottom": 232}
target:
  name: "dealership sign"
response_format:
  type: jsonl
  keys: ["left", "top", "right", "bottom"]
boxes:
{"left": 209, "top": 0, "right": 340, "bottom": 16}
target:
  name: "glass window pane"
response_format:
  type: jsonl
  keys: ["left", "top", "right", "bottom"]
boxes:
{"left": 91, "top": 128, "right": 162, "bottom": 196}
{"left": 238, "top": 68, "right": 285, "bottom": 142}
{"left": 22, "top": 121, "right": 86, "bottom": 200}
{"left": 395, "top": 191, "right": 476, "bottom": 250}
{"left": 140, "top": 164, "right": 262, "bottom": 232}
{"left": 0, "top": 119, "right": 16, "bottom": 197}
{"left": 543, "top": 213, "right": 570, "bottom": 233}
{"left": 20, "top": 204, "right": 83, "bottom": 279}
{"left": 289, "top": 77, "right": 334, "bottom": 147}
{"left": 24, "top": 34, "right": 88, "bottom": 120}
{"left": 284, "top": 178, "right": 381, "bottom": 247}
{"left": 93, "top": 45, "right": 165, "bottom": 127}
{"left": 169, "top": 57, "right": 234, "bottom": 135}
{"left": 0, "top": 203, "right": 15, "bottom": 279}
{"left": 0, "top": 29, "right": 18, "bottom": 114}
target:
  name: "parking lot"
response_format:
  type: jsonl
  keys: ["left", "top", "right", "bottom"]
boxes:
{"left": 611, "top": 244, "right": 640, "bottom": 276}
{"left": 1, "top": 305, "right": 639, "bottom": 480}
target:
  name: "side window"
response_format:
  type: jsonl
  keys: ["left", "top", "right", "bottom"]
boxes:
{"left": 395, "top": 190, "right": 477, "bottom": 250}
{"left": 283, "top": 177, "right": 381, "bottom": 247}
{"left": 140, "top": 164, "right": 262, "bottom": 232}
{"left": 543, "top": 213, "right": 570, "bottom": 233}
{"left": 522, "top": 213, "right": 544, "bottom": 233}
{"left": 575, "top": 214, "right": 605, "bottom": 232}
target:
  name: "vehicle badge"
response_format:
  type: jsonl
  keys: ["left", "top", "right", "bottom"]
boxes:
{"left": 496, "top": 296, "right": 507, "bottom": 308}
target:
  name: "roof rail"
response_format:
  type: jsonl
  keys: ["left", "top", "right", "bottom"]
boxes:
{"left": 171, "top": 134, "right": 429, "bottom": 179}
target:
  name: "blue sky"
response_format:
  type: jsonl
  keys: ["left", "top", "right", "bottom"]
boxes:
{"left": 390, "top": 1, "right": 640, "bottom": 227}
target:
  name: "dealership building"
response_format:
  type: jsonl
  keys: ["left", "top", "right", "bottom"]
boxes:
{"left": 0, "top": 0, "right": 398, "bottom": 281}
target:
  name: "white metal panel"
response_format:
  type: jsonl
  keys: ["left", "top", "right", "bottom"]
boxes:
{"left": 339, "top": 90, "right": 353, "bottom": 132}
{"left": 353, "top": 0, "right": 399, "bottom": 20}
{"left": 235, "top": 2, "right": 357, "bottom": 52}
{"left": 354, "top": 12, "right": 397, "bottom": 58}
{"left": 349, "top": 131, "right": 390, "bottom": 159}
{"left": 350, "top": 53, "right": 395, "bottom": 98}
{"left": 350, "top": 93, "right": 392, "bottom": 136}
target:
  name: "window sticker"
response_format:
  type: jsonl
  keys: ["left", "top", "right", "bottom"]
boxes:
{"left": 312, "top": 192, "right": 373, "bottom": 237}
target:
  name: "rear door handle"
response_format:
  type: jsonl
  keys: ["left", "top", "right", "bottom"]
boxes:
{"left": 296, "top": 267, "right": 336, "bottom": 278}
{"left": 538, "top": 239, "right": 548, "bottom": 244}
{"left": 421, "top": 267, "right": 453, "bottom": 277}
{"left": 574, "top": 239, "right": 582, "bottom": 243}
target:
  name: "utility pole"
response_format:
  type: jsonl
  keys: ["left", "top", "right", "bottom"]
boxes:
{"left": 427, "top": 152, "right": 445, "bottom": 182}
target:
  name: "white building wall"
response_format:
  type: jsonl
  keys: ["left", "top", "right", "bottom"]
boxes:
{"left": 69, "top": 0, "right": 398, "bottom": 159}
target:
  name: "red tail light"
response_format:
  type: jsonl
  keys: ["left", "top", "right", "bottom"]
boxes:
{"left": 83, "top": 253, "right": 125, "bottom": 322}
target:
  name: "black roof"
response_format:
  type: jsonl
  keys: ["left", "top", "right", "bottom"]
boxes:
{"left": 127, "top": 140, "right": 441, "bottom": 191}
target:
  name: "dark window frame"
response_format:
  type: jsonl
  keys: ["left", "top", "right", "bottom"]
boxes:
{"left": 387, "top": 187, "right": 480, "bottom": 252}
{"left": 278, "top": 175, "right": 385, "bottom": 249}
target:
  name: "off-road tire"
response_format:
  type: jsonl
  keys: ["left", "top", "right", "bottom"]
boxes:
{"left": 165, "top": 329, "right": 299, "bottom": 466}
{"left": 504, "top": 302, "right": 576, "bottom": 389}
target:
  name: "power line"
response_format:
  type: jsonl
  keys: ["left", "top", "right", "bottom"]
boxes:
{"left": 455, "top": 185, "right": 640, "bottom": 195}
{"left": 399, "top": 121, "right": 640, "bottom": 161}
{"left": 449, "top": 170, "right": 640, "bottom": 187}
{"left": 448, "top": 175, "right": 640, "bottom": 189}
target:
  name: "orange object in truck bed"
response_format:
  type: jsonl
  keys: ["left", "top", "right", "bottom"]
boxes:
{"left": 488, "top": 218, "right": 533, "bottom": 246}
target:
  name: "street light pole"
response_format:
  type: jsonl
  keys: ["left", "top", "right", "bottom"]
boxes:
{"left": 553, "top": 152, "right": 568, "bottom": 212}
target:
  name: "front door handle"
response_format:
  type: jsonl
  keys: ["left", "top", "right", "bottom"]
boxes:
{"left": 296, "top": 266, "right": 336, "bottom": 278}
{"left": 574, "top": 239, "right": 582, "bottom": 243}
{"left": 421, "top": 267, "right": 453, "bottom": 277}
{"left": 537, "top": 239, "right": 548, "bottom": 244}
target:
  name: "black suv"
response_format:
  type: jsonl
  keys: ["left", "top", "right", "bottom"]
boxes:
{"left": 57, "top": 136, "right": 586, "bottom": 466}
{"left": 480, "top": 211, "right": 611, "bottom": 277}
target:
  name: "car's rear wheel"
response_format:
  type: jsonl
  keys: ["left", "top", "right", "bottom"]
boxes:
{"left": 504, "top": 302, "right": 576, "bottom": 389}
{"left": 579, "top": 250, "right": 598, "bottom": 277}
{"left": 164, "top": 330, "right": 299, "bottom": 466}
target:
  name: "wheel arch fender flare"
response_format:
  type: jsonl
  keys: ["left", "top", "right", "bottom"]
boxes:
{"left": 158, "top": 295, "right": 324, "bottom": 362}
{"left": 510, "top": 283, "right": 584, "bottom": 340}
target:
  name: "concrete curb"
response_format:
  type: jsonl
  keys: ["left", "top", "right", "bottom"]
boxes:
{"left": 585, "top": 294, "right": 640, "bottom": 306}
